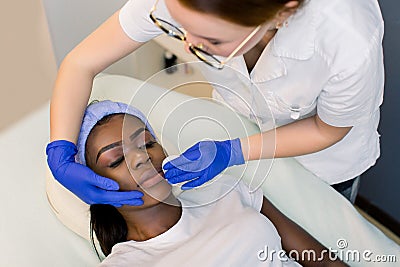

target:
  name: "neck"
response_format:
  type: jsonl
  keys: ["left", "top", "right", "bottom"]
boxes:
{"left": 118, "top": 193, "right": 182, "bottom": 241}
{"left": 244, "top": 29, "right": 278, "bottom": 72}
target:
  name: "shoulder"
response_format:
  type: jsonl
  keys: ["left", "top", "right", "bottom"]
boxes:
{"left": 119, "top": 0, "right": 172, "bottom": 42}
{"left": 315, "top": 0, "right": 383, "bottom": 68}
{"left": 99, "top": 241, "right": 139, "bottom": 267}
{"left": 274, "top": 0, "right": 384, "bottom": 71}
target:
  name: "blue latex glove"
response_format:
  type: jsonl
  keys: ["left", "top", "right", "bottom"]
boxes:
{"left": 46, "top": 140, "right": 144, "bottom": 207}
{"left": 163, "top": 138, "right": 245, "bottom": 190}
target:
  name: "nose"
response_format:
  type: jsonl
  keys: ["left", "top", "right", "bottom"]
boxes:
{"left": 126, "top": 148, "right": 150, "bottom": 170}
{"left": 184, "top": 42, "right": 191, "bottom": 54}
{"left": 184, "top": 33, "right": 203, "bottom": 53}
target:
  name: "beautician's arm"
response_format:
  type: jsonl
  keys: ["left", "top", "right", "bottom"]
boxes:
{"left": 162, "top": 80, "right": 349, "bottom": 189}
{"left": 240, "top": 115, "right": 351, "bottom": 160}
{"left": 163, "top": 114, "right": 352, "bottom": 189}
{"left": 51, "top": 11, "right": 143, "bottom": 142}
{"left": 261, "top": 196, "right": 348, "bottom": 266}
{"left": 46, "top": 11, "right": 146, "bottom": 206}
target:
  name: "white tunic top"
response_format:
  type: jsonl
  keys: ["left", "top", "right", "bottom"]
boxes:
{"left": 119, "top": 0, "right": 384, "bottom": 184}
{"left": 99, "top": 177, "right": 301, "bottom": 266}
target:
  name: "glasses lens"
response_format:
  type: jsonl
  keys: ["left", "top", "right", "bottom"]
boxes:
{"left": 150, "top": 13, "right": 224, "bottom": 69}
{"left": 190, "top": 46, "right": 223, "bottom": 69}
{"left": 152, "top": 16, "right": 185, "bottom": 41}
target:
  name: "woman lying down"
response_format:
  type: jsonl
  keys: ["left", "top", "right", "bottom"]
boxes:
{"left": 72, "top": 100, "right": 346, "bottom": 266}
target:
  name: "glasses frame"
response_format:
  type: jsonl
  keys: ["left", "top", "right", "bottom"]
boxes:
{"left": 149, "top": 0, "right": 260, "bottom": 69}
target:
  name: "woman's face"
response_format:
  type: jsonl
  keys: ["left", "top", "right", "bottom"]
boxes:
{"left": 86, "top": 114, "right": 172, "bottom": 208}
{"left": 165, "top": 0, "right": 271, "bottom": 57}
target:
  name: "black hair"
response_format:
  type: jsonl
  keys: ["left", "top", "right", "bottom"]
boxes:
{"left": 90, "top": 204, "right": 128, "bottom": 257}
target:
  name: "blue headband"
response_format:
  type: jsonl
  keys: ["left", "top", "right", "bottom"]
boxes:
{"left": 76, "top": 100, "right": 157, "bottom": 165}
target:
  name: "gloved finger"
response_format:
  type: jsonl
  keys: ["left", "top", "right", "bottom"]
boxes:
{"left": 108, "top": 198, "right": 144, "bottom": 207}
{"left": 163, "top": 143, "right": 203, "bottom": 170}
{"left": 91, "top": 173, "right": 120, "bottom": 191}
{"left": 180, "top": 141, "right": 217, "bottom": 168}
{"left": 164, "top": 167, "right": 195, "bottom": 180}
{"left": 180, "top": 175, "right": 209, "bottom": 190}
{"left": 166, "top": 171, "right": 201, "bottom": 184}
{"left": 163, "top": 158, "right": 203, "bottom": 172}
{"left": 163, "top": 153, "right": 197, "bottom": 170}
{"left": 165, "top": 151, "right": 217, "bottom": 172}
{"left": 99, "top": 190, "right": 144, "bottom": 204}
{"left": 182, "top": 141, "right": 201, "bottom": 153}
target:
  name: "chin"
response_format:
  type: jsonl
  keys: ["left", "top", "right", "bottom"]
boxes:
{"left": 142, "top": 180, "right": 173, "bottom": 205}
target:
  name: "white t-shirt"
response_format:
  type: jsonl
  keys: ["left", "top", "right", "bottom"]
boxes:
{"left": 99, "top": 176, "right": 301, "bottom": 266}
{"left": 119, "top": 0, "right": 384, "bottom": 184}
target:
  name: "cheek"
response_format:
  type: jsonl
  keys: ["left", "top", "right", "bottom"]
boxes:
{"left": 185, "top": 35, "right": 236, "bottom": 57}
{"left": 209, "top": 43, "right": 239, "bottom": 57}
{"left": 101, "top": 167, "right": 139, "bottom": 191}
{"left": 151, "top": 147, "right": 167, "bottom": 165}
{"left": 119, "top": 170, "right": 140, "bottom": 191}
{"left": 217, "top": 30, "right": 265, "bottom": 57}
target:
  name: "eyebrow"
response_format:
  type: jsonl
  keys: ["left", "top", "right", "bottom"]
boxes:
{"left": 129, "top": 127, "right": 146, "bottom": 142}
{"left": 95, "top": 128, "right": 146, "bottom": 163}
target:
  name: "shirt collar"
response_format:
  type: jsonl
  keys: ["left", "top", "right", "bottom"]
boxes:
{"left": 273, "top": 0, "right": 316, "bottom": 60}
{"left": 251, "top": 0, "right": 316, "bottom": 83}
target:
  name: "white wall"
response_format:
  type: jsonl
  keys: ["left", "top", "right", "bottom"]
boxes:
{"left": 41, "top": 0, "right": 165, "bottom": 80}
{"left": 0, "top": 0, "right": 57, "bottom": 130}
{"left": 42, "top": 0, "right": 127, "bottom": 65}
{"left": 0, "top": 0, "right": 212, "bottom": 131}
{"left": 41, "top": 0, "right": 212, "bottom": 97}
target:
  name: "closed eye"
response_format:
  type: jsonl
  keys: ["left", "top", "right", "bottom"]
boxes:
{"left": 108, "top": 141, "right": 157, "bottom": 168}
{"left": 139, "top": 141, "right": 157, "bottom": 150}
{"left": 209, "top": 40, "right": 221, "bottom": 45}
{"left": 145, "top": 141, "right": 157, "bottom": 148}
{"left": 109, "top": 156, "right": 124, "bottom": 168}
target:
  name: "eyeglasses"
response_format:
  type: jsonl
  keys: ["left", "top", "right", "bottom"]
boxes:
{"left": 149, "top": 0, "right": 260, "bottom": 69}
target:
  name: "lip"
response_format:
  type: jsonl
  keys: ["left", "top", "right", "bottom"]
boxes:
{"left": 138, "top": 168, "right": 165, "bottom": 189}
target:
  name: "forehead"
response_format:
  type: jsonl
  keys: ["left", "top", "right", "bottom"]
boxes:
{"left": 89, "top": 114, "right": 144, "bottom": 144}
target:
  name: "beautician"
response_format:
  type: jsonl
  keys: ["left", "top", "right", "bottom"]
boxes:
{"left": 46, "top": 0, "right": 384, "bottom": 205}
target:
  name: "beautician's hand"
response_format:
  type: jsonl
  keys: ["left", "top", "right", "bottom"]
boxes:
{"left": 46, "top": 140, "right": 144, "bottom": 207}
{"left": 163, "top": 138, "right": 245, "bottom": 190}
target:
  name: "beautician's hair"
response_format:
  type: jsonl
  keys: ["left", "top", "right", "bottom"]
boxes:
{"left": 178, "top": 0, "right": 304, "bottom": 26}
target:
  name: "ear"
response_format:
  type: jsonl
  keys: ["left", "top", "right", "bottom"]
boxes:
{"left": 276, "top": 1, "right": 300, "bottom": 25}
{"left": 284, "top": 1, "right": 300, "bottom": 9}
